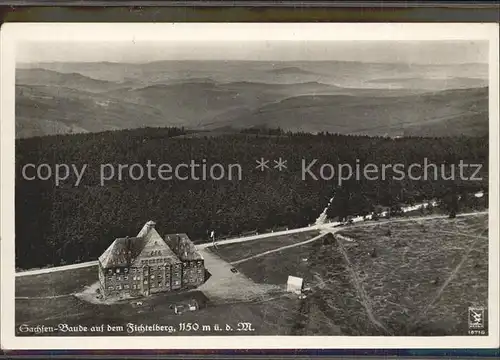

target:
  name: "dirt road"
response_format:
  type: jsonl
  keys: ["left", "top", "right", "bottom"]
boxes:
{"left": 15, "top": 210, "right": 487, "bottom": 277}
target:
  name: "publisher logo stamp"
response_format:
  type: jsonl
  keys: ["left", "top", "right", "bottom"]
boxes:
{"left": 468, "top": 307, "right": 485, "bottom": 331}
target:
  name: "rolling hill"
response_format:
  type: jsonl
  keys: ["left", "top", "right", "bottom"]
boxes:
{"left": 19, "top": 60, "right": 488, "bottom": 86}
{"left": 218, "top": 87, "right": 488, "bottom": 137}
{"left": 15, "top": 63, "right": 489, "bottom": 138}
{"left": 266, "top": 66, "right": 319, "bottom": 76}
{"left": 16, "top": 69, "right": 124, "bottom": 93}
{"left": 366, "top": 77, "right": 488, "bottom": 91}
{"left": 15, "top": 85, "right": 171, "bottom": 138}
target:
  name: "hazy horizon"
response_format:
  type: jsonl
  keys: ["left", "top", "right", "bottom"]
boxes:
{"left": 16, "top": 40, "right": 489, "bottom": 65}
{"left": 17, "top": 59, "right": 490, "bottom": 66}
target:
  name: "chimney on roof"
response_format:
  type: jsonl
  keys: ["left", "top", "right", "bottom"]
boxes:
{"left": 146, "top": 220, "right": 156, "bottom": 229}
{"left": 125, "top": 236, "right": 130, "bottom": 249}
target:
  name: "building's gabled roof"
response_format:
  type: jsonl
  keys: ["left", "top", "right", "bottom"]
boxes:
{"left": 130, "top": 224, "right": 180, "bottom": 267}
{"left": 165, "top": 233, "right": 204, "bottom": 261}
{"left": 137, "top": 220, "right": 156, "bottom": 238}
{"left": 98, "top": 237, "right": 143, "bottom": 268}
{"left": 99, "top": 221, "right": 180, "bottom": 269}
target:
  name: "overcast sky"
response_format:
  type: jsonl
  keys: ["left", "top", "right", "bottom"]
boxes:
{"left": 17, "top": 40, "right": 488, "bottom": 64}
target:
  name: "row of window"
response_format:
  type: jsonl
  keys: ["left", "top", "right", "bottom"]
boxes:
{"left": 106, "top": 265, "right": 174, "bottom": 276}
{"left": 105, "top": 261, "right": 202, "bottom": 275}
{"left": 141, "top": 258, "right": 175, "bottom": 266}
{"left": 107, "top": 267, "right": 131, "bottom": 275}
{"left": 107, "top": 275, "right": 131, "bottom": 282}
{"left": 184, "top": 273, "right": 204, "bottom": 281}
{"left": 107, "top": 279, "right": 182, "bottom": 291}
{"left": 107, "top": 274, "right": 179, "bottom": 283}
{"left": 108, "top": 284, "right": 131, "bottom": 290}
{"left": 183, "top": 261, "right": 204, "bottom": 268}
{"left": 182, "top": 269, "right": 204, "bottom": 276}
{"left": 108, "top": 269, "right": 189, "bottom": 281}
{"left": 104, "top": 268, "right": 201, "bottom": 285}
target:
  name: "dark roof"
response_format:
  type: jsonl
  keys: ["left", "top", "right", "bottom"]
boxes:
{"left": 98, "top": 237, "right": 144, "bottom": 268}
{"left": 134, "top": 226, "right": 180, "bottom": 266}
{"left": 99, "top": 221, "right": 182, "bottom": 268}
{"left": 165, "top": 233, "right": 204, "bottom": 261}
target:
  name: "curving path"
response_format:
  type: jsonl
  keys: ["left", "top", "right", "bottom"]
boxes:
{"left": 15, "top": 210, "right": 488, "bottom": 278}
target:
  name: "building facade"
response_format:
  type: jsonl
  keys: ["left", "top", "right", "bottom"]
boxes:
{"left": 98, "top": 221, "right": 205, "bottom": 299}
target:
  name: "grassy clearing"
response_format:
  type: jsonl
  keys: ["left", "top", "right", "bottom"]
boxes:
{"left": 227, "top": 214, "right": 488, "bottom": 335}
{"left": 16, "top": 295, "right": 99, "bottom": 327}
{"left": 207, "top": 230, "right": 319, "bottom": 263}
{"left": 337, "top": 214, "right": 488, "bottom": 335}
{"left": 15, "top": 214, "right": 488, "bottom": 336}
{"left": 231, "top": 235, "right": 377, "bottom": 335}
{"left": 235, "top": 240, "right": 322, "bottom": 285}
{"left": 15, "top": 249, "right": 300, "bottom": 336}
{"left": 16, "top": 266, "right": 98, "bottom": 298}
{"left": 413, "top": 226, "right": 488, "bottom": 335}
{"left": 14, "top": 234, "right": 335, "bottom": 336}
{"left": 15, "top": 286, "right": 299, "bottom": 336}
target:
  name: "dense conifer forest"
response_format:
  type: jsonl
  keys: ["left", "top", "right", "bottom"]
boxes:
{"left": 15, "top": 127, "right": 488, "bottom": 269}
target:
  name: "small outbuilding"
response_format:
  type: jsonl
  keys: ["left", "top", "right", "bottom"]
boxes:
{"left": 286, "top": 275, "right": 304, "bottom": 295}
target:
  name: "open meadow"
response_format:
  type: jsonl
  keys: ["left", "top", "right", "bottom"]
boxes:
{"left": 207, "top": 230, "right": 320, "bottom": 263}
{"left": 336, "top": 213, "right": 488, "bottom": 335}
{"left": 214, "top": 213, "right": 488, "bottom": 336}
{"left": 15, "top": 213, "right": 488, "bottom": 336}
{"left": 15, "top": 264, "right": 300, "bottom": 336}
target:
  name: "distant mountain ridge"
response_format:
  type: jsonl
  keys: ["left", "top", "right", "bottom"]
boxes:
{"left": 211, "top": 87, "right": 488, "bottom": 137}
{"left": 366, "top": 77, "right": 488, "bottom": 91}
{"left": 15, "top": 64, "right": 489, "bottom": 138}
{"left": 266, "top": 66, "right": 318, "bottom": 75}
{"left": 16, "top": 68, "right": 124, "bottom": 93}
{"left": 18, "top": 60, "right": 488, "bottom": 84}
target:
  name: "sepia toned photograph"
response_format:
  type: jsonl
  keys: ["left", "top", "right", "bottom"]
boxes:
{"left": 1, "top": 23, "right": 499, "bottom": 350}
